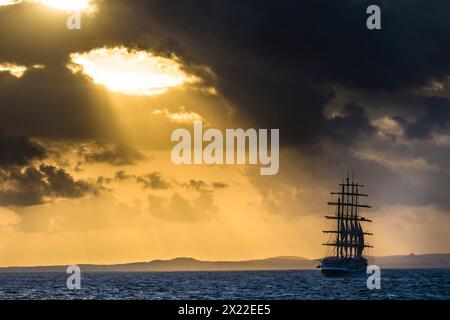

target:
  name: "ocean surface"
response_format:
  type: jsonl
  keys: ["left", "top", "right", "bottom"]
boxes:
{"left": 0, "top": 269, "right": 448, "bottom": 300}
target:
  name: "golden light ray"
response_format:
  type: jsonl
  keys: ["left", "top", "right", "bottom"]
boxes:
{"left": 67, "top": 47, "right": 199, "bottom": 96}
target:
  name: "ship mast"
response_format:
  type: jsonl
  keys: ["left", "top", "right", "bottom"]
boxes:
{"left": 323, "top": 172, "right": 373, "bottom": 259}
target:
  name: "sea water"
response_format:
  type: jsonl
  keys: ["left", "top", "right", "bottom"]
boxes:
{"left": 0, "top": 269, "right": 448, "bottom": 300}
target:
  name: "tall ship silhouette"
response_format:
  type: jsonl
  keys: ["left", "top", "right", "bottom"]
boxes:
{"left": 319, "top": 173, "right": 373, "bottom": 276}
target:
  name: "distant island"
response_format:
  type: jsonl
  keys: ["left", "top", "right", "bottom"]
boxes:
{"left": 0, "top": 253, "right": 448, "bottom": 273}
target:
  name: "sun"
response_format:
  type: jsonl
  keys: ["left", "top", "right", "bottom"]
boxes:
{"left": 68, "top": 47, "right": 198, "bottom": 96}
{"left": 0, "top": 0, "right": 93, "bottom": 11}
{"left": 0, "top": 0, "right": 21, "bottom": 6}
{"left": 39, "top": 0, "right": 90, "bottom": 11}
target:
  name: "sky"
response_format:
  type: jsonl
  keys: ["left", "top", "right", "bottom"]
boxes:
{"left": 0, "top": 0, "right": 449, "bottom": 266}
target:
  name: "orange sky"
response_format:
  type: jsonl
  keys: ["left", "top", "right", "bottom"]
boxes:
{"left": 0, "top": 1, "right": 449, "bottom": 267}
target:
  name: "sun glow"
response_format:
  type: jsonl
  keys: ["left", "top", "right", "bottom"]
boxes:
{"left": 39, "top": 0, "right": 90, "bottom": 11}
{"left": 0, "top": 0, "right": 20, "bottom": 6}
{"left": 0, "top": 0, "right": 92, "bottom": 11}
{"left": 68, "top": 47, "right": 197, "bottom": 96}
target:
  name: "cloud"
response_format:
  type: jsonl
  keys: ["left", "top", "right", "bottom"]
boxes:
{"left": 0, "top": 3, "right": 98, "bottom": 65}
{"left": 0, "top": 206, "right": 21, "bottom": 228}
{"left": 85, "top": 143, "right": 145, "bottom": 166}
{"left": 0, "top": 130, "right": 101, "bottom": 207}
{"left": 148, "top": 191, "right": 217, "bottom": 222}
{"left": 0, "top": 164, "right": 99, "bottom": 206}
{"left": 136, "top": 172, "right": 171, "bottom": 190}
{"left": 145, "top": 178, "right": 226, "bottom": 221}
{"left": 183, "top": 180, "right": 209, "bottom": 192}
{"left": 3, "top": 0, "right": 428, "bottom": 146}
{"left": 0, "top": 127, "right": 45, "bottom": 167}
{"left": 152, "top": 106, "right": 203, "bottom": 124}
{"left": 17, "top": 194, "right": 144, "bottom": 233}
{"left": 0, "top": 62, "right": 43, "bottom": 78}
{"left": 212, "top": 182, "right": 228, "bottom": 189}
{"left": 113, "top": 170, "right": 131, "bottom": 182}
{"left": 405, "top": 97, "right": 450, "bottom": 139}
{"left": 110, "top": 170, "right": 171, "bottom": 190}
{"left": 326, "top": 103, "right": 376, "bottom": 144}
{"left": 104, "top": 171, "right": 226, "bottom": 194}
{"left": 0, "top": 67, "right": 118, "bottom": 140}
{"left": 39, "top": 164, "right": 98, "bottom": 198}
{"left": 1, "top": 0, "right": 450, "bottom": 216}
{"left": 183, "top": 179, "right": 228, "bottom": 192}
{"left": 354, "top": 149, "right": 439, "bottom": 174}
{"left": 67, "top": 46, "right": 199, "bottom": 96}
{"left": 93, "top": 172, "right": 225, "bottom": 222}
{"left": 93, "top": 0, "right": 450, "bottom": 146}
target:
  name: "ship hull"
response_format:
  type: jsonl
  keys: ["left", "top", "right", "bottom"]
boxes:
{"left": 320, "top": 257, "right": 368, "bottom": 277}
{"left": 321, "top": 265, "right": 367, "bottom": 277}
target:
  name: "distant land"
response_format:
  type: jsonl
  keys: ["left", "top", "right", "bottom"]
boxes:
{"left": 0, "top": 254, "right": 449, "bottom": 272}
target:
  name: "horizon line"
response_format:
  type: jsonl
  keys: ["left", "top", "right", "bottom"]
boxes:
{"left": 1, "top": 252, "right": 449, "bottom": 269}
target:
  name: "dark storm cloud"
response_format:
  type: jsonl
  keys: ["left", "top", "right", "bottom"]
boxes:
{"left": 249, "top": 142, "right": 450, "bottom": 216}
{"left": 39, "top": 164, "right": 97, "bottom": 198}
{"left": 0, "top": 127, "right": 45, "bottom": 167}
{"left": 1, "top": 0, "right": 450, "bottom": 213}
{"left": 0, "top": 67, "right": 118, "bottom": 140}
{"left": 2, "top": 0, "right": 449, "bottom": 144}
{"left": 405, "top": 97, "right": 450, "bottom": 139}
{"left": 0, "top": 129, "right": 100, "bottom": 206}
{"left": 0, "top": 164, "right": 98, "bottom": 206}
{"left": 75, "top": 0, "right": 449, "bottom": 145}
{"left": 107, "top": 0, "right": 449, "bottom": 213}
{"left": 0, "top": 3, "right": 122, "bottom": 141}
{"left": 327, "top": 103, "right": 376, "bottom": 144}
{"left": 354, "top": 155, "right": 450, "bottom": 211}
{"left": 0, "top": 3, "right": 100, "bottom": 65}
